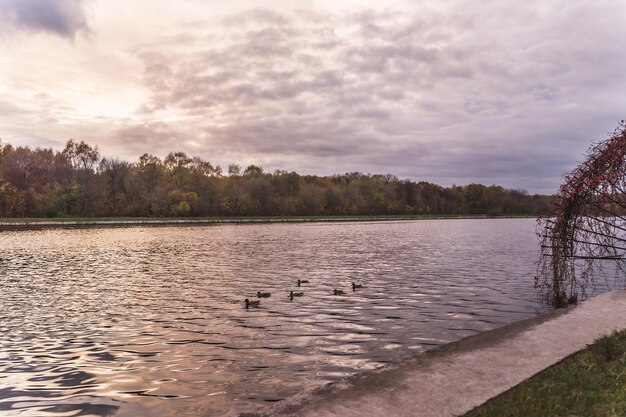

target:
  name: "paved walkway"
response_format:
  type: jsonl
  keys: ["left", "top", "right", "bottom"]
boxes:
{"left": 242, "top": 290, "right": 626, "bottom": 417}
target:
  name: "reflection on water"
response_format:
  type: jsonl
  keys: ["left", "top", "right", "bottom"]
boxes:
{"left": 0, "top": 219, "right": 540, "bottom": 416}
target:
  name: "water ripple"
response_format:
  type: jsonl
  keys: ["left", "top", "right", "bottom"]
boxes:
{"left": 0, "top": 219, "right": 544, "bottom": 416}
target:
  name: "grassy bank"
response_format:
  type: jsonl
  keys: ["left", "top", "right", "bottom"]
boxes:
{"left": 464, "top": 329, "right": 626, "bottom": 417}
{"left": 0, "top": 214, "right": 536, "bottom": 226}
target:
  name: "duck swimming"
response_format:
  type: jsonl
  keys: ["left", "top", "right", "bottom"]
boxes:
{"left": 257, "top": 291, "right": 271, "bottom": 298}
{"left": 297, "top": 279, "right": 309, "bottom": 287}
{"left": 352, "top": 282, "right": 363, "bottom": 291}
{"left": 333, "top": 289, "right": 345, "bottom": 295}
{"left": 244, "top": 298, "right": 261, "bottom": 308}
{"left": 290, "top": 291, "right": 304, "bottom": 300}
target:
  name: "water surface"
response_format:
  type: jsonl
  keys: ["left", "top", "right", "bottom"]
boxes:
{"left": 0, "top": 219, "right": 541, "bottom": 416}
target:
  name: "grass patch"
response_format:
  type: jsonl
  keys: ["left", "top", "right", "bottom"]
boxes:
{"left": 464, "top": 329, "right": 626, "bottom": 417}
{"left": 0, "top": 214, "right": 536, "bottom": 224}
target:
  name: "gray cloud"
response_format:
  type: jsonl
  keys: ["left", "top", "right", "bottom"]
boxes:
{"left": 0, "top": 0, "right": 89, "bottom": 38}
{"left": 115, "top": 2, "right": 626, "bottom": 193}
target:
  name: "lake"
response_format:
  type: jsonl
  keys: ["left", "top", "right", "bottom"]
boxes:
{"left": 0, "top": 218, "right": 542, "bottom": 416}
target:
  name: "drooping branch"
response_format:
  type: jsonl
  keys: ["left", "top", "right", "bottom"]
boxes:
{"left": 537, "top": 121, "right": 626, "bottom": 308}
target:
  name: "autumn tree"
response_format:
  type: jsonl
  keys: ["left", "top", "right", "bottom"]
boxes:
{"left": 0, "top": 138, "right": 555, "bottom": 218}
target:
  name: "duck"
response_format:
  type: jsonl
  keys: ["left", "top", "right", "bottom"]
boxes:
{"left": 297, "top": 279, "right": 309, "bottom": 287}
{"left": 244, "top": 298, "right": 261, "bottom": 308}
{"left": 352, "top": 282, "right": 363, "bottom": 291}
{"left": 333, "top": 289, "right": 345, "bottom": 296}
{"left": 257, "top": 291, "right": 271, "bottom": 298}
{"left": 290, "top": 291, "right": 304, "bottom": 300}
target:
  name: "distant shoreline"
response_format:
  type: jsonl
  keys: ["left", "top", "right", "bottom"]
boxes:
{"left": 0, "top": 215, "right": 537, "bottom": 228}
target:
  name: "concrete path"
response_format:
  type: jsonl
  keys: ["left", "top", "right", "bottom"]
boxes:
{"left": 242, "top": 290, "right": 626, "bottom": 417}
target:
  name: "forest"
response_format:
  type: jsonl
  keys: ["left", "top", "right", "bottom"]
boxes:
{"left": 0, "top": 139, "right": 554, "bottom": 218}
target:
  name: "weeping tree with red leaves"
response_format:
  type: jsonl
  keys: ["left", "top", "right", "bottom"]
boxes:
{"left": 537, "top": 121, "right": 626, "bottom": 308}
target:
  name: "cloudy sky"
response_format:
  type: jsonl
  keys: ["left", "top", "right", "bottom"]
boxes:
{"left": 0, "top": 0, "right": 625, "bottom": 193}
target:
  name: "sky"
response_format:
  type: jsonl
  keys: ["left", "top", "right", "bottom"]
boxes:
{"left": 0, "top": 0, "right": 625, "bottom": 193}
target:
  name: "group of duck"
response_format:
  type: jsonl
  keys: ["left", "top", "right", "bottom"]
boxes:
{"left": 243, "top": 279, "right": 364, "bottom": 308}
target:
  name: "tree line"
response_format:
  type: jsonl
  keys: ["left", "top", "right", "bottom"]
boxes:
{"left": 0, "top": 139, "right": 554, "bottom": 218}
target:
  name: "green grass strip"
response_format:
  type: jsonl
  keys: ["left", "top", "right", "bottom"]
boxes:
{"left": 465, "top": 329, "right": 626, "bottom": 417}
{"left": 0, "top": 214, "right": 536, "bottom": 224}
